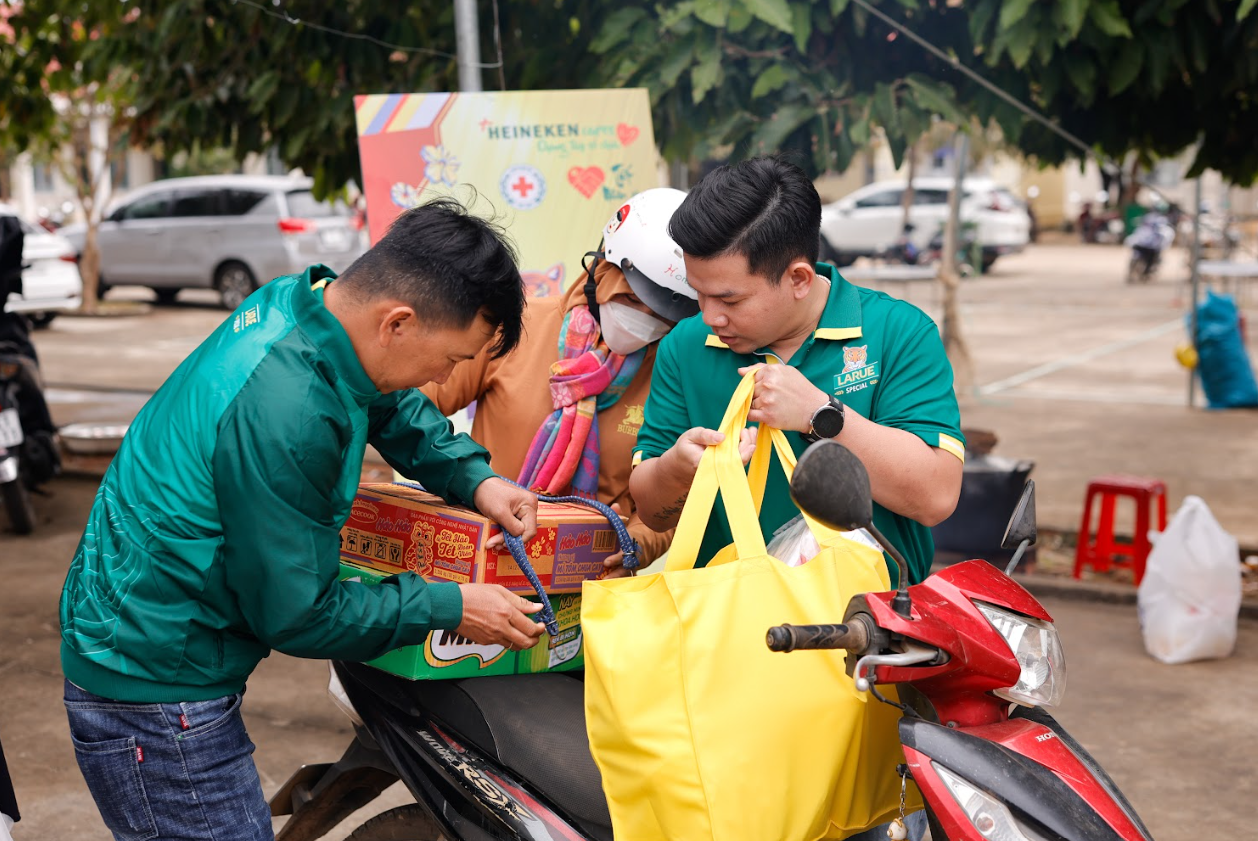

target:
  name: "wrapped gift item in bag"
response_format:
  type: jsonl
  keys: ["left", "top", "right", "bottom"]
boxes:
{"left": 582, "top": 372, "right": 914, "bottom": 841}
{"left": 768, "top": 514, "right": 883, "bottom": 566}
{"left": 1137, "top": 495, "right": 1242, "bottom": 664}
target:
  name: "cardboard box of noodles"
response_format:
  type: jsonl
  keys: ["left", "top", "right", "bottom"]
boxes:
{"left": 339, "top": 483, "right": 618, "bottom": 594}
{"left": 337, "top": 561, "right": 585, "bottom": 680}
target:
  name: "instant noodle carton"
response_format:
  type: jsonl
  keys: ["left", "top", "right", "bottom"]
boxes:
{"left": 337, "top": 561, "right": 585, "bottom": 680}
{"left": 339, "top": 483, "right": 617, "bottom": 594}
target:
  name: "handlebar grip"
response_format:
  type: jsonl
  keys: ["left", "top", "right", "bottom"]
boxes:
{"left": 766, "top": 622, "right": 869, "bottom": 653}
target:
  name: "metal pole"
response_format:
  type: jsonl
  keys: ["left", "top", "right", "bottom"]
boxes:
{"left": 1188, "top": 176, "right": 1203, "bottom": 408}
{"left": 939, "top": 132, "right": 969, "bottom": 343}
{"left": 454, "top": 0, "right": 483, "bottom": 92}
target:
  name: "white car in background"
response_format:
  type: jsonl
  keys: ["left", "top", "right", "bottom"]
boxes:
{"left": 1, "top": 204, "right": 83, "bottom": 328}
{"left": 819, "top": 177, "right": 1031, "bottom": 271}
{"left": 60, "top": 174, "right": 366, "bottom": 310}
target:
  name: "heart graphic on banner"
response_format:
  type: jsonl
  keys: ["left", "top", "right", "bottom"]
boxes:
{"left": 616, "top": 123, "right": 640, "bottom": 146}
{"left": 568, "top": 166, "right": 605, "bottom": 199}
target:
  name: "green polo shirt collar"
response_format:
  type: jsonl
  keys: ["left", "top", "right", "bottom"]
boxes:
{"left": 703, "top": 263, "right": 864, "bottom": 359}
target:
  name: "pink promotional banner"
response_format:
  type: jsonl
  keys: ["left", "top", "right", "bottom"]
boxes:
{"left": 355, "top": 89, "right": 659, "bottom": 297}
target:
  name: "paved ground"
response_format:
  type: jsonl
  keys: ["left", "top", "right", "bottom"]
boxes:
{"left": 5, "top": 477, "right": 1254, "bottom": 839}
{"left": 29, "top": 240, "right": 1258, "bottom": 548}
{"left": 4, "top": 241, "right": 1257, "bottom": 838}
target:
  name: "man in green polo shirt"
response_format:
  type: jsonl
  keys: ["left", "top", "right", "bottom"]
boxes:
{"left": 630, "top": 157, "right": 964, "bottom": 586}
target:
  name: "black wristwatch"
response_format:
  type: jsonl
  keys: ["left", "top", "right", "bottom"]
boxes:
{"left": 802, "top": 395, "right": 845, "bottom": 444}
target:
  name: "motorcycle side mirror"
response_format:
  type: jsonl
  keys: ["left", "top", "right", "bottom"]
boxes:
{"left": 790, "top": 440, "right": 871, "bottom": 530}
{"left": 1000, "top": 481, "right": 1037, "bottom": 550}
{"left": 1001, "top": 481, "right": 1037, "bottom": 575}
{"left": 791, "top": 441, "right": 914, "bottom": 618}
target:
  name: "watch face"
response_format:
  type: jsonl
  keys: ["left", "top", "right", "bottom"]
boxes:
{"left": 813, "top": 404, "right": 844, "bottom": 439}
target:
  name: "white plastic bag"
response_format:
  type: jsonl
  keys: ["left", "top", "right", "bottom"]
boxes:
{"left": 1137, "top": 496, "right": 1242, "bottom": 664}
{"left": 0, "top": 813, "right": 13, "bottom": 841}
{"left": 767, "top": 514, "right": 882, "bottom": 567}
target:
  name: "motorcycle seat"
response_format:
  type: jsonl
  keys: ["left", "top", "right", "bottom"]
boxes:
{"left": 411, "top": 673, "right": 613, "bottom": 841}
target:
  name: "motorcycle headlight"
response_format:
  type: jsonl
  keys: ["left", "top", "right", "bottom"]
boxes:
{"left": 933, "top": 763, "right": 1052, "bottom": 841}
{"left": 976, "top": 602, "right": 1066, "bottom": 708}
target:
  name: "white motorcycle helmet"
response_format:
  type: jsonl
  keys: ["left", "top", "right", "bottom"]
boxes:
{"left": 601, "top": 188, "right": 699, "bottom": 323}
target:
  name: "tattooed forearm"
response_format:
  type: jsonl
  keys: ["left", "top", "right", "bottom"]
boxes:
{"left": 657, "top": 493, "right": 689, "bottom": 520}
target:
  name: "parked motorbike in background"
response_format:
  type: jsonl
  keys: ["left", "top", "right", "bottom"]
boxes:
{"left": 767, "top": 441, "right": 1154, "bottom": 841}
{"left": 875, "top": 223, "right": 922, "bottom": 266}
{"left": 1125, "top": 212, "right": 1176, "bottom": 284}
{"left": 1, "top": 216, "right": 61, "bottom": 534}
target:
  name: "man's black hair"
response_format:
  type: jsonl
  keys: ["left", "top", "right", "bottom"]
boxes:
{"left": 337, "top": 197, "right": 525, "bottom": 358}
{"left": 668, "top": 156, "right": 821, "bottom": 285}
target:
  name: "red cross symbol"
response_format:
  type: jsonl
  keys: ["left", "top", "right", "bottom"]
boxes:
{"left": 479, "top": 118, "right": 492, "bottom": 130}
{"left": 512, "top": 176, "right": 536, "bottom": 198}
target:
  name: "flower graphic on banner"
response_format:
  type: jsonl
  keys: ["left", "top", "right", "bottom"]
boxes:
{"left": 421, "top": 145, "right": 460, "bottom": 187}
{"left": 390, "top": 182, "right": 423, "bottom": 209}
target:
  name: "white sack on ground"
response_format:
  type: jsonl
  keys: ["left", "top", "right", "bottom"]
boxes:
{"left": 1138, "top": 495, "right": 1242, "bottom": 664}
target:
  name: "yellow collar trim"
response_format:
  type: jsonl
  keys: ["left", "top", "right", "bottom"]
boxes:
{"left": 814, "top": 327, "right": 862, "bottom": 340}
{"left": 706, "top": 327, "right": 860, "bottom": 349}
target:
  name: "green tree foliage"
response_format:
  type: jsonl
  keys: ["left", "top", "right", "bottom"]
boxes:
{"left": 0, "top": 1, "right": 138, "bottom": 310}
{"left": 82, "top": 0, "right": 619, "bottom": 197}
{"left": 599, "top": 0, "right": 1258, "bottom": 185}
{"left": 6, "top": 0, "right": 1258, "bottom": 201}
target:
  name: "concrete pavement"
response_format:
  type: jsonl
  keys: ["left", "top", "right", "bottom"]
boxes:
{"left": 34, "top": 241, "right": 1258, "bottom": 550}
{"left": 3, "top": 477, "right": 1253, "bottom": 840}
{"left": 5, "top": 246, "right": 1257, "bottom": 838}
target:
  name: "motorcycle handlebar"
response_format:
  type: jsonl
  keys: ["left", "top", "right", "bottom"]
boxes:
{"left": 766, "top": 621, "right": 870, "bottom": 653}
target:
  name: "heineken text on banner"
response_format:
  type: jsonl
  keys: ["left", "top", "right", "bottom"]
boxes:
{"left": 355, "top": 89, "right": 659, "bottom": 297}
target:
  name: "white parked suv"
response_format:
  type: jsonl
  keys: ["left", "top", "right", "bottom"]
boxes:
{"left": 61, "top": 174, "right": 366, "bottom": 310}
{"left": 818, "top": 177, "right": 1030, "bottom": 271}
{"left": 1, "top": 204, "right": 83, "bottom": 328}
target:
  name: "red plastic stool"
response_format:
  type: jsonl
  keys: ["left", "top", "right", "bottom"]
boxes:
{"left": 1073, "top": 475, "right": 1168, "bottom": 585}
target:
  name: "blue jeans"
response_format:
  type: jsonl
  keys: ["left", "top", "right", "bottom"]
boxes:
{"left": 63, "top": 681, "right": 272, "bottom": 841}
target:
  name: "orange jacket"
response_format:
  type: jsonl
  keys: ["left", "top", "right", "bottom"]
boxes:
{"left": 421, "top": 263, "right": 673, "bottom": 564}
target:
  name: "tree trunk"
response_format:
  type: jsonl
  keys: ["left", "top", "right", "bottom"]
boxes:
{"left": 899, "top": 140, "right": 917, "bottom": 236}
{"left": 939, "top": 133, "right": 973, "bottom": 394}
{"left": 79, "top": 220, "right": 101, "bottom": 314}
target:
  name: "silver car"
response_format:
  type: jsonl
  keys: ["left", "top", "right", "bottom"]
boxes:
{"left": 62, "top": 174, "right": 366, "bottom": 310}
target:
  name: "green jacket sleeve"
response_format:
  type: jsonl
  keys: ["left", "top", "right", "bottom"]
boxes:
{"left": 367, "top": 389, "right": 496, "bottom": 505}
{"left": 213, "top": 379, "right": 464, "bottom": 660}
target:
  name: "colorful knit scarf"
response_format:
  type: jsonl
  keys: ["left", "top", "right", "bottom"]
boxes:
{"left": 517, "top": 305, "right": 644, "bottom": 497}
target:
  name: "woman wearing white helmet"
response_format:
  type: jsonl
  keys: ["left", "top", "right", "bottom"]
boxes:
{"left": 422, "top": 187, "right": 698, "bottom": 575}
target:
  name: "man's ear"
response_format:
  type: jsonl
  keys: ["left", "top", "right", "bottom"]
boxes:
{"left": 785, "top": 259, "right": 817, "bottom": 300}
{"left": 378, "top": 305, "right": 417, "bottom": 347}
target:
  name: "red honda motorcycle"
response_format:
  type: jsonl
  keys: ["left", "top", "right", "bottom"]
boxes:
{"left": 769, "top": 441, "right": 1154, "bottom": 841}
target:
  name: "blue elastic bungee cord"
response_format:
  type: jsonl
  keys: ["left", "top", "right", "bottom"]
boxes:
{"left": 392, "top": 480, "right": 639, "bottom": 639}
{"left": 499, "top": 532, "right": 561, "bottom": 636}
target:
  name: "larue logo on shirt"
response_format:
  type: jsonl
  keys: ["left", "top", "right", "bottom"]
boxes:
{"left": 834, "top": 345, "right": 880, "bottom": 395}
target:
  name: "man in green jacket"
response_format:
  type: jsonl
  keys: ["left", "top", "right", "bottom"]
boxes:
{"left": 60, "top": 198, "right": 543, "bottom": 841}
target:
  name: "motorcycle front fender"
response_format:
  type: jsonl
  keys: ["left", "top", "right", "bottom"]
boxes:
{"left": 899, "top": 717, "right": 1152, "bottom": 841}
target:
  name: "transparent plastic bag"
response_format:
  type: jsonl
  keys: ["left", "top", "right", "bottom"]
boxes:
{"left": 768, "top": 514, "right": 882, "bottom": 567}
{"left": 1137, "top": 496, "right": 1242, "bottom": 664}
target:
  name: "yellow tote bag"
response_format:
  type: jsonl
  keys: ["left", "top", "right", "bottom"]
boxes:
{"left": 582, "top": 373, "right": 916, "bottom": 841}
